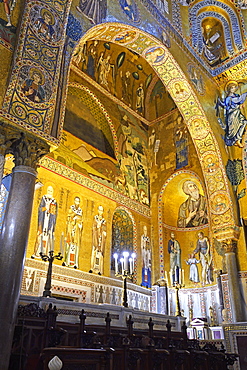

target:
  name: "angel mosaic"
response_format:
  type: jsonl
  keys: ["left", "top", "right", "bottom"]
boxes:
{"left": 215, "top": 80, "right": 247, "bottom": 148}
{"left": 145, "top": 46, "right": 166, "bottom": 64}
{"left": 119, "top": 0, "right": 139, "bottom": 22}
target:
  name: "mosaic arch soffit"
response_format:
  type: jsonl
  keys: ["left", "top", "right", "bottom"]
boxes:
{"left": 73, "top": 22, "right": 237, "bottom": 239}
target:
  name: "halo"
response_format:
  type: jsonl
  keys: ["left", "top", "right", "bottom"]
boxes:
{"left": 42, "top": 181, "right": 57, "bottom": 198}
{"left": 29, "top": 67, "right": 45, "bottom": 85}
{"left": 70, "top": 193, "right": 83, "bottom": 205}
{"left": 225, "top": 80, "right": 238, "bottom": 93}
{"left": 40, "top": 8, "right": 55, "bottom": 26}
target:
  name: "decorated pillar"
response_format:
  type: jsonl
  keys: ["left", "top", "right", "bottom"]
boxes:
{"left": 222, "top": 239, "right": 245, "bottom": 323}
{"left": 0, "top": 128, "right": 49, "bottom": 369}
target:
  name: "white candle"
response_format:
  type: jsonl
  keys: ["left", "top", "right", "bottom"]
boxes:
{"left": 40, "top": 235, "right": 43, "bottom": 255}
{"left": 182, "top": 269, "right": 185, "bottom": 286}
{"left": 120, "top": 258, "right": 124, "bottom": 275}
{"left": 170, "top": 270, "right": 173, "bottom": 286}
{"left": 165, "top": 271, "right": 168, "bottom": 283}
{"left": 60, "top": 232, "right": 64, "bottom": 254}
{"left": 131, "top": 253, "right": 136, "bottom": 273}
{"left": 51, "top": 234, "right": 54, "bottom": 252}
{"left": 123, "top": 251, "right": 129, "bottom": 271}
{"left": 129, "top": 258, "right": 133, "bottom": 274}
{"left": 113, "top": 253, "right": 118, "bottom": 274}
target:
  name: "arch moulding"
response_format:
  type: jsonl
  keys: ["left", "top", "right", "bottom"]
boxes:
{"left": 72, "top": 22, "right": 238, "bottom": 244}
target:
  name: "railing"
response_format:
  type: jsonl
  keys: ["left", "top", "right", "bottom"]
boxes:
{"left": 9, "top": 302, "right": 238, "bottom": 370}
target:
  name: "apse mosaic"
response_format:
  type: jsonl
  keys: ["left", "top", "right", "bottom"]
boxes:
{"left": 158, "top": 170, "right": 216, "bottom": 288}
{"left": 162, "top": 172, "right": 208, "bottom": 230}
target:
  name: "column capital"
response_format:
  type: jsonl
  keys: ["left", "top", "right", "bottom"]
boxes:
{"left": 0, "top": 124, "right": 50, "bottom": 168}
{"left": 220, "top": 239, "right": 237, "bottom": 253}
{"left": 0, "top": 123, "right": 21, "bottom": 156}
{"left": 11, "top": 132, "right": 50, "bottom": 170}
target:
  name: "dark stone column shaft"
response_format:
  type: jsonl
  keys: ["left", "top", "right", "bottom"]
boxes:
{"left": 0, "top": 165, "right": 37, "bottom": 369}
{"left": 225, "top": 252, "right": 245, "bottom": 322}
{"left": 0, "top": 154, "right": 5, "bottom": 185}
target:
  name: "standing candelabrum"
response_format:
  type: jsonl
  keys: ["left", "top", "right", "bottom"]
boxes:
{"left": 113, "top": 251, "right": 136, "bottom": 308}
{"left": 165, "top": 268, "right": 185, "bottom": 316}
{"left": 40, "top": 250, "right": 63, "bottom": 297}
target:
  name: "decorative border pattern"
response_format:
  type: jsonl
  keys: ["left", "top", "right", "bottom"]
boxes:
{"left": 221, "top": 275, "right": 233, "bottom": 323}
{"left": 40, "top": 157, "right": 151, "bottom": 217}
{"left": 223, "top": 324, "right": 247, "bottom": 370}
{"left": 190, "top": 1, "right": 244, "bottom": 53}
{"left": 1, "top": 0, "right": 72, "bottom": 144}
{"left": 57, "top": 308, "right": 119, "bottom": 320}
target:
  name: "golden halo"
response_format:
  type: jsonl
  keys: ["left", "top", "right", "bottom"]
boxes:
{"left": 225, "top": 80, "right": 238, "bottom": 93}
{"left": 29, "top": 67, "right": 45, "bottom": 85}
{"left": 70, "top": 193, "right": 83, "bottom": 205}
{"left": 40, "top": 8, "right": 55, "bottom": 26}
{"left": 39, "top": 182, "right": 57, "bottom": 199}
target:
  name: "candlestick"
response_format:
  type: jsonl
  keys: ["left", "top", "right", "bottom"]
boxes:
{"left": 182, "top": 269, "right": 184, "bottom": 286}
{"left": 50, "top": 234, "right": 54, "bottom": 252}
{"left": 113, "top": 253, "right": 118, "bottom": 274}
{"left": 60, "top": 232, "right": 64, "bottom": 255}
{"left": 120, "top": 258, "right": 124, "bottom": 275}
{"left": 129, "top": 258, "right": 133, "bottom": 274}
{"left": 170, "top": 270, "right": 173, "bottom": 287}
{"left": 123, "top": 251, "right": 129, "bottom": 271}
{"left": 131, "top": 252, "right": 136, "bottom": 273}
{"left": 165, "top": 271, "right": 168, "bottom": 283}
{"left": 113, "top": 250, "right": 136, "bottom": 308}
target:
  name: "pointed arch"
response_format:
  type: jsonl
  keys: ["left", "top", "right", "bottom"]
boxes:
{"left": 111, "top": 206, "right": 138, "bottom": 279}
{"left": 73, "top": 22, "right": 237, "bottom": 241}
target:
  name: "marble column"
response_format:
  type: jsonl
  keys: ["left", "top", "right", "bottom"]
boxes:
{"left": 0, "top": 130, "right": 49, "bottom": 369}
{"left": 225, "top": 251, "right": 244, "bottom": 322}
{"left": 222, "top": 239, "right": 245, "bottom": 323}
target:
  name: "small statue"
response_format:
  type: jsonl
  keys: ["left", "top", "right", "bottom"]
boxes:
{"left": 222, "top": 308, "right": 229, "bottom": 324}
{"left": 209, "top": 306, "right": 215, "bottom": 326}
{"left": 189, "top": 307, "right": 193, "bottom": 326}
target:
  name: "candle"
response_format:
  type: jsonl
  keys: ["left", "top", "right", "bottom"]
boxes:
{"left": 131, "top": 253, "right": 136, "bottom": 273}
{"left": 165, "top": 271, "right": 168, "bottom": 283}
{"left": 120, "top": 258, "right": 124, "bottom": 275}
{"left": 51, "top": 234, "right": 54, "bottom": 252}
{"left": 123, "top": 251, "right": 129, "bottom": 271}
{"left": 170, "top": 270, "right": 173, "bottom": 287}
{"left": 40, "top": 235, "right": 43, "bottom": 255}
{"left": 182, "top": 269, "right": 185, "bottom": 286}
{"left": 113, "top": 253, "right": 118, "bottom": 274}
{"left": 129, "top": 258, "right": 133, "bottom": 274}
{"left": 60, "top": 232, "right": 64, "bottom": 255}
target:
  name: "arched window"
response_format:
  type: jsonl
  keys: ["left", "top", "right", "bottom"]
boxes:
{"left": 111, "top": 209, "right": 133, "bottom": 270}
